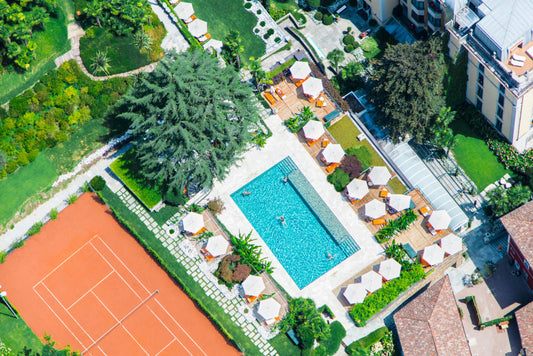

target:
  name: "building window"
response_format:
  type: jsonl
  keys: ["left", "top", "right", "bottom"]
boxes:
{"left": 477, "top": 73, "right": 484, "bottom": 86}
{"left": 410, "top": 11, "right": 424, "bottom": 23}
{"left": 497, "top": 106, "right": 504, "bottom": 119}
{"left": 476, "top": 98, "right": 483, "bottom": 111}
{"left": 478, "top": 63, "right": 485, "bottom": 73}
{"left": 410, "top": 0, "right": 424, "bottom": 11}
{"left": 496, "top": 119, "right": 503, "bottom": 132}
{"left": 498, "top": 93, "right": 505, "bottom": 106}
{"left": 499, "top": 83, "right": 505, "bottom": 92}
{"left": 429, "top": 15, "right": 441, "bottom": 27}
{"left": 525, "top": 260, "right": 531, "bottom": 271}
{"left": 476, "top": 85, "right": 483, "bottom": 99}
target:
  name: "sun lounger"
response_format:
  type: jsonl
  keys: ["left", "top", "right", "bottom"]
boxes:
{"left": 420, "top": 206, "right": 430, "bottom": 217}
{"left": 275, "top": 88, "right": 285, "bottom": 99}
{"left": 264, "top": 92, "right": 277, "bottom": 105}
{"left": 511, "top": 58, "right": 524, "bottom": 67}
{"left": 198, "top": 33, "right": 211, "bottom": 43}
{"left": 379, "top": 189, "right": 388, "bottom": 198}
{"left": 321, "top": 139, "right": 330, "bottom": 147}
{"left": 373, "top": 218, "right": 386, "bottom": 225}
{"left": 513, "top": 54, "right": 526, "bottom": 62}
{"left": 307, "top": 96, "right": 315, "bottom": 103}
{"left": 326, "top": 162, "right": 339, "bottom": 173}
{"left": 316, "top": 97, "right": 325, "bottom": 107}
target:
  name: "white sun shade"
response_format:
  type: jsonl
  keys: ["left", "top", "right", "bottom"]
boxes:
{"left": 321, "top": 144, "right": 345, "bottom": 164}
{"left": 257, "top": 298, "right": 281, "bottom": 321}
{"left": 368, "top": 166, "right": 391, "bottom": 186}
{"left": 343, "top": 283, "right": 367, "bottom": 305}
{"left": 205, "top": 235, "right": 229, "bottom": 257}
{"left": 378, "top": 259, "right": 402, "bottom": 281}
{"left": 346, "top": 179, "right": 369, "bottom": 201}
{"left": 361, "top": 271, "right": 382, "bottom": 293}
{"left": 175, "top": 1, "right": 194, "bottom": 20}
{"left": 422, "top": 244, "right": 444, "bottom": 266}
{"left": 203, "top": 39, "right": 223, "bottom": 54}
{"left": 180, "top": 212, "right": 204, "bottom": 234}
{"left": 289, "top": 61, "right": 311, "bottom": 80}
{"left": 440, "top": 234, "right": 463, "bottom": 255}
{"left": 428, "top": 210, "right": 451, "bottom": 230}
{"left": 388, "top": 194, "right": 412, "bottom": 212}
{"left": 242, "top": 275, "right": 266, "bottom": 297}
{"left": 365, "top": 199, "right": 386, "bottom": 220}
{"left": 302, "top": 120, "right": 324, "bottom": 141}
{"left": 302, "top": 77, "right": 323, "bottom": 99}
{"left": 189, "top": 19, "right": 208, "bottom": 38}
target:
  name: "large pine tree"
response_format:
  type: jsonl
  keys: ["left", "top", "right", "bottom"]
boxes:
{"left": 371, "top": 36, "right": 446, "bottom": 143}
{"left": 118, "top": 50, "right": 260, "bottom": 195}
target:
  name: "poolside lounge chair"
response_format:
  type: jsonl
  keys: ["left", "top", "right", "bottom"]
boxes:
{"left": 373, "top": 218, "right": 386, "bottom": 225}
{"left": 321, "top": 139, "right": 330, "bottom": 147}
{"left": 264, "top": 92, "right": 277, "bottom": 105}
{"left": 275, "top": 88, "right": 285, "bottom": 99}
{"left": 379, "top": 189, "right": 388, "bottom": 198}
{"left": 316, "top": 97, "right": 325, "bottom": 107}
{"left": 198, "top": 33, "right": 211, "bottom": 43}
{"left": 201, "top": 247, "right": 214, "bottom": 261}
{"left": 326, "top": 162, "right": 339, "bottom": 173}
{"left": 307, "top": 96, "right": 315, "bottom": 103}
{"left": 184, "top": 14, "right": 196, "bottom": 24}
{"left": 246, "top": 295, "right": 259, "bottom": 303}
{"left": 420, "top": 206, "right": 430, "bottom": 217}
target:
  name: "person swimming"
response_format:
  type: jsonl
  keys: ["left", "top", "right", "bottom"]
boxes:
{"left": 277, "top": 215, "right": 287, "bottom": 227}
{"left": 327, "top": 251, "right": 336, "bottom": 260}
{"left": 282, "top": 176, "right": 288, "bottom": 184}
{"left": 242, "top": 191, "right": 251, "bottom": 196}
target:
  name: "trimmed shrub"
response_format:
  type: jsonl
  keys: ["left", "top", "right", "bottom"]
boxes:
{"left": 244, "top": 2, "right": 252, "bottom": 8}
{"left": 308, "top": 0, "right": 320, "bottom": 8}
{"left": 49, "top": 208, "right": 58, "bottom": 220}
{"left": 267, "top": 29, "right": 274, "bottom": 35}
{"left": 90, "top": 175, "right": 106, "bottom": 191}
{"left": 207, "top": 198, "right": 225, "bottom": 215}
{"left": 260, "top": 21, "right": 266, "bottom": 27}
{"left": 27, "top": 222, "right": 43, "bottom": 236}
{"left": 314, "top": 11, "right": 323, "bottom": 21}
{"left": 327, "top": 168, "right": 350, "bottom": 191}
{"left": 345, "top": 44, "right": 354, "bottom": 53}
{"left": 297, "top": 325, "right": 315, "bottom": 350}
{"left": 343, "top": 34, "right": 356, "bottom": 47}
{"left": 256, "top": 9, "right": 262, "bottom": 15}
{"left": 12, "top": 239, "right": 24, "bottom": 249}
{"left": 275, "top": 37, "right": 281, "bottom": 43}
{"left": 319, "top": 321, "right": 346, "bottom": 355}
{"left": 322, "top": 14, "right": 334, "bottom": 25}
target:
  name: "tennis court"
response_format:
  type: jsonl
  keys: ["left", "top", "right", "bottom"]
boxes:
{"left": 0, "top": 193, "right": 238, "bottom": 356}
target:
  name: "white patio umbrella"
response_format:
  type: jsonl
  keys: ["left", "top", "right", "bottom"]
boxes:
{"left": 302, "top": 77, "right": 323, "bottom": 99}
{"left": 368, "top": 166, "right": 391, "bottom": 186}
{"left": 361, "top": 271, "right": 382, "bottom": 293}
{"left": 257, "top": 298, "right": 281, "bottom": 321}
{"left": 346, "top": 179, "right": 369, "bottom": 201}
{"left": 422, "top": 244, "right": 444, "bottom": 266}
{"left": 388, "top": 194, "right": 412, "bottom": 212}
{"left": 321, "top": 144, "right": 345, "bottom": 164}
{"left": 204, "top": 235, "right": 229, "bottom": 257}
{"left": 440, "top": 234, "right": 463, "bottom": 256}
{"left": 242, "top": 275, "right": 266, "bottom": 297}
{"left": 189, "top": 19, "right": 208, "bottom": 38}
{"left": 175, "top": 1, "right": 194, "bottom": 20}
{"left": 289, "top": 61, "right": 311, "bottom": 80}
{"left": 428, "top": 210, "right": 451, "bottom": 230}
{"left": 343, "top": 283, "right": 367, "bottom": 305}
{"left": 203, "top": 39, "right": 223, "bottom": 53}
{"left": 365, "top": 199, "right": 386, "bottom": 220}
{"left": 180, "top": 212, "right": 204, "bottom": 234}
{"left": 302, "top": 120, "right": 324, "bottom": 141}
{"left": 378, "top": 259, "right": 402, "bottom": 281}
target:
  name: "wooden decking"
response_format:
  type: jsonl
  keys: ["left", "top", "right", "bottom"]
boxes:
{"left": 506, "top": 41, "right": 533, "bottom": 76}
{"left": 262, "top": 77, "right": 336, "bottom": 121}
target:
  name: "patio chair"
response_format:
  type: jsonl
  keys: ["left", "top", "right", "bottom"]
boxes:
{"left": 379, "top": 189, "right": 388, "bottom": 198}
{"left": 307, "top": 96, "right": 315, "bottom": 103}
{"left": 199, "top": 33, "right": 211, "bottom": 43}
{"left": 321, "top": 139, "right": 330, "bottom": 147}
{"left": 420, "top": 206, "right": 430, "bottom": 217}
{"left": 264, "top": 92, "right": 277, "bottom": 105}
{"left": 373, "top": 218, "right": 386, "bottom": 225}
{"left": 326, "top": 163, "right": 339, "bottom": 173}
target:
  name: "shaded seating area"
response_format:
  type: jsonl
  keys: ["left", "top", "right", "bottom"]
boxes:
{"left": 302, "top": 77, "right": 323, "bottom": 102}
{"left": 364, "top": 199, "right": 386, "bottom": 221}
{"left": 343, "top": 283, "right": 367, "bottom": 305}
{"left": 175, "top": 1, "right": 195, "bottom": 23}
{"left": 302, "top": 120, "right": 325, "bottom": 146}
{"left": 320, "top": 143, "right": 345, "bottom": 172}
{"left": 361, "top": 271, "right": 382, "bottom": 293}
{"left": 289, "top": 61, "right": 311, "bottom": 86}
{"left": 201, "top": 235, "right": 229, "bottom": 261}
{"left": 241, "top": 275, "right": 266, "bottom": 303}
{"left": 345, "top": 178, "right": 369, "bottom": 203}
{"left": 427, "top": 210, "right": 451, "bottom": 235}
{"left": 256, "top": 298, "right": 281, "bottom": 325}
{"left": 179, "top": 212, "right": 205, "bottom": 236}
{"left": 387, "top": 194, "right": 412, "bottom": 214}
{"left": 188, "top": 19, "right": 208, "bottom": 39}
{"left": 378, "top": 259, "right": 402, "bottom": 281}
{"left": 440, "top": 234, "right": 463, "bottom": 256}
{"left": 422, "top": 244, "right": 444, "bottom": 266}
{"left": 367, "top": 166, "right": 392, "bottom": 187}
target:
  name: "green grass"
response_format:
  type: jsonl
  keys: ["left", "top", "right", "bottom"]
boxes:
{"left": 269, "top": 57, "right": 296, "bottom": 77}
{"left": 451, "top": 119, "right": 510, "bottom": 191}
{"left": 270, "top": 0, "right": 299, "bottom": 11}
{"left": 0, "top": 0, "right": 71, "bottom": 105}
{"left": 109, "top": 150, "right": 162, "bottom": 209}
{"left": 389, "top": 177, "right": 407, "bottom": 194}
{"left": 0, "top": 301, "right": 43, "bottom": 354}
{"left": 269, "top": 333, "right": 301, "bottom": 356}
{"left": 190, "top": 0, "right": 266, "bottom": 61}
{"left": 346, "top": 327, "right": 388, "bottom": 355}
{"left": 98, "top": 186, "right": 263, "bottom": 355}
{"left": 0, "top": 154, "right": 58, "bottom": 227}
{"left": 361, "top": 37, "right": 380, "bottom": 59}
{"left": 148, "top": 205, "right": 182, "bottom": 226}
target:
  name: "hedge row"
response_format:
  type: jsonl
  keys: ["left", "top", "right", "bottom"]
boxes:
{"left": 310, "top": 62, "right": 349, "bottom": 111}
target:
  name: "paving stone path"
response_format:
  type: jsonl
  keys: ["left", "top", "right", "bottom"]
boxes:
{"left": 105, "top": 181, "right": 277, "bottom": 356}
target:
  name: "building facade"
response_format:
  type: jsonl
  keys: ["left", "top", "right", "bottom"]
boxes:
{"left": 448, "top": 0, "right": 533, "bottom": 152}
{"left": 360, "top": 0, "right": 399, "bottom": 25}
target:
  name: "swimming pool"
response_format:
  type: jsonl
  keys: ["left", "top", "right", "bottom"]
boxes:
{"left": 231, "top": 157, "right": 359, "bottom": 289}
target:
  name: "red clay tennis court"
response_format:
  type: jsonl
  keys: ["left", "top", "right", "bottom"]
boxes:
{"left": 0, "top": 193, "right": 239, "bottom": 356}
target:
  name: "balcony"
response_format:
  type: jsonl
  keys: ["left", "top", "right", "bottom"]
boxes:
{"left": 428, "top": 1, "right": 442, "bottom": 17}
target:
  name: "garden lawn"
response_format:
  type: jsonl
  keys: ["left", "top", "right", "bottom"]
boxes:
{"left": 0, "top": 154, "right": 57, "bottom": 227}
{"left": 361, "top": 37, "right": 380, "bottom": 58}
{"left": 190, "top": 0, "right": 265, "bottom": 61}
{"left": 269, "top": 333, "right": 301, "bottom": 356}
{"left": 451, "top": 119, "right": 510, "bottom": 191}
{"left": 109, "top": 150, "right": 163, "bottom": 210}
{"left": 98, "top": 186, "right": 263, "bottom": 356}
{"left": 346, "top": 326, "right": 388, "bottom": 356}
{"left": 0, "top": 0, "right": 71, "bottom": 105}
{"left": 0, "top": 301, "right": 42, "bottom": 354}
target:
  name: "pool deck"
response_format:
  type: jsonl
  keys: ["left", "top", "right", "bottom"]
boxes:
{"left": 206, "top": 114, "right": 383, "bottom": 329}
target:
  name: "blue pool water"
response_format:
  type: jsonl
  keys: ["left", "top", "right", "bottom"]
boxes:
{"left": 231, "top": 157, "right": 359, "bottom": 289}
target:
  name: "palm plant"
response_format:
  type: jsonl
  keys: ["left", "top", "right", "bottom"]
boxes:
{"left": 222, "top": 30, "right": 244, "bottom": 68}
{"left": 90, "top": 50, "right": 111, "bottom": 76}
{"left": 327, "top": 49, "right": 345, "bottom": 73}
{"left": 132, "top": 31, "right": 153, "bottom": 54}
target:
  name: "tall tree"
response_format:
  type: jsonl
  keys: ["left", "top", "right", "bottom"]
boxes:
{"left": 327, "top": 49, "right": 345, "bottom": 73}
{"left": 430, "top": 106, "right": 456, "bottom": 154}
{"left": 116, "top": 50, "right": 261, "bottom": 195}
{"left": 247, "top": 57, "right": 271, "bottom": 91}
{"left": 371, "top": 36, "right": 446, "bottom": 142}
{"left": 222, "top": 30, "right": 243, "bottom": 69}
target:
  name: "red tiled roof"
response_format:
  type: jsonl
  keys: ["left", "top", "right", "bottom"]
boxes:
{"left": 501, "top": 201, "right": 533, "bottom": 265}
{"left": 393, "top": 276, "right": 472, "bottom": 356}
{"left": 516, "top": 301, "right": 533, "bottom": 354}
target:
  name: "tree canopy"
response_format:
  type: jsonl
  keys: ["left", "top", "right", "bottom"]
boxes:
{"left": 118, "top": 49, "right": 261, "bottom": 195}
{"left": 371, "top": 36, "right": 446, "bottom": 143}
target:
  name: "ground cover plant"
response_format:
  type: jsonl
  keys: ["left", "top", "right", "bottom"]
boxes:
{"left": 268, "top": 332, "right": 301, "bottom": 356}
{"left": 346, "top": 327, "right": 396, "bottom": 355}
{"left": 375, "top": 209, "right": 417, "bottom": 243}
{"left": 284, "top": 107, "right": 315, "bottom": 133}
{"left": 230, "top": 231, "right": 273, "bottom": 274}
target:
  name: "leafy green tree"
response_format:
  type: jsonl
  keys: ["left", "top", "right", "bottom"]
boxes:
{"left": 487, "top": 184, "right": 531, "bottom": 217}
{"left": 90, "top": 50, "right": 111, "bottom": 76}
{"left": 222, "top": 30, "right": 244, "bottom": 69}
{"left": 327, "top": 49, "right": 345, "bottom": 73}
{"left": 83, "top": 0, "right": 103, "bottom": 28}
{"left": 116, "top": 50, "right": 260, "bottom": 194}
{"left": 371, "top": 36, "right": 446, "bottom": 142}
{"left": 247, "top": 56, "right": 269, "bottom": 91}
{"left": 307, "top": 0, "right": 320, "bottom": 8}
{"left": 430, "top": 106, "right": 456, "bottom": 154}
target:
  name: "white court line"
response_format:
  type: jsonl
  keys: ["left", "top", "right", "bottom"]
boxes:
{"left": 146, "top": 305, "right": 193, "bottom": 356}
{"left": 155, "top": 339, "right": 180, "bottom": 356}
{"left": 68, "top": 271, "right": 114, "bottom": 310}
{"left": 120, "top": 325, "right": 150, "bottom": 356}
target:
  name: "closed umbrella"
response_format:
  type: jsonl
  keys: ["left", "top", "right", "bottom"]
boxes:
{"left": 302, "top": 77, "right": 323, "bottom": 99}
{"left": 365, "top": 199, "right": 386, "bottom": 219}
{"left": 242, "top": 275, "right": 265, "bottom": 297}
{"left": 361, "top": 271, "right": 382, "bottom": 293}
{"left": 205, "top": 235, "right": 229, "bottom": 257}
{"left": 343, "top": 283, "right": 367, "bottom": 304}
{"left": 302, "top": 120, "right": 324, "bottom": 141}
{"left": 346, "top": 179, "right": 369, "bottom": 201}
{"left": 388, "top": 194, "right": 412, "bottom": 212}
{"left": 422, "top": 245, "right": 444, "bottom": 266}
{"left": 180, "top": 212, "right": 204, "bottom": 234}
{"left": 289, "top": 61, "right": 311, "bottom": 80}
{"left": 257, "top": 298, "right": 281, "bottom": 321}
{"left": 440, "top": 234, "right": 463, "bottom": 255}
{"left": 175, "top": 1, "right": 194, "bottom": 20}
{"left": 321, "top": 144, "right": 345, "bottom": 164}
{"left": 428, "top": 210, "right": 451, "bottom": 230}
{"left": 189, "top": 19, "right": 208, "bottom": 38}
{"left": 368, "top": 166, "right": 391, "bottom": 186}
{"left": 378, "top": 259, "right": 402, "bottom": 281}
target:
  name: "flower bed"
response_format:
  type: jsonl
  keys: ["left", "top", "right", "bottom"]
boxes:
{"left": 375, "top": 209, "right": 417, "bottom": 243}
{"left": 487, "top": 139, "right": 533, "bottom": 174}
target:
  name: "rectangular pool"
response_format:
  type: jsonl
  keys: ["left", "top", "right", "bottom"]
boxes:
{"left": 231, "top": 157, "right": 359, "bottom": 289}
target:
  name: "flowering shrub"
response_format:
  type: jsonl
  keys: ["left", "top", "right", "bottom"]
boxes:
{"left": 0, "top": 339, "right": 12, "bottom": 356}
{"left": 487, "top": 139, "right": 533, "bottom": 174}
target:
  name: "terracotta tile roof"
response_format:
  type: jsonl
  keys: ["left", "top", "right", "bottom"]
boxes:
{"left": 500, "top": 201, "right": 533, "bottom": 264}
{"left": 393, "top": 276, "right": 472, "bottom": 356}
{"left": 516, "top": 301, "right": 533, "bottom": 354}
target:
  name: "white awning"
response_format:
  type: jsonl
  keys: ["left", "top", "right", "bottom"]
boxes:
{"left": 289, "top": 61, "right": 311, "bottom": 80}
{"left": 378, "top": 259, "right": 402, "bottom": 281}
{"left": 440, "top": 234, "right": 463, "bottom": 255}
{"left": 302, "top": 77, "right": 323, "bottom": 99}
{"left": 189, "top": 19, "right": 208, "bottom": 38}
{"left": 180, "top": 212, "right": 204, "bottom": 234}
{"left": 364, "top": 199, "right": 386, "bottom": 219}
{"left": 302, "top": 120, "right": 324, "bottom": 141}
{"left": 205, "top": 235, "right": 229, "bottom": 257}
{"left": 422, "top": 244, "right": 444, "bottom": 266}
{"left": 368, "top": 166, "right": 391, "bottom": 186}
{"left": 321, "top": 144, "right": 345, "bottom": 164}
{"left": 175, "top": 2, "right": 194, "bottom": 20}
{"left": 388, "top": 194, "right": 412, "bottom": 212}
{"left": 428, "top": 210, "right": 451, "bottom": 230}
{"left": 242, "top": 275, "right": 265, "bottom": 297}
{"left": 361, "top": 271, "right": 382, "bottom": 293}
{"left": 257, "top": 298, "right": 281, "bottom": 321}
{"left": 343, "top": 283, "right": 367, "bottom": 304}
{"left": 346, "top": 179, "right": 369, "bottom": 201}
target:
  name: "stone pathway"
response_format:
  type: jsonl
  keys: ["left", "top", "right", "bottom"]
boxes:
{"left": 102, "top": 175, "right": 278, "bottom": 356}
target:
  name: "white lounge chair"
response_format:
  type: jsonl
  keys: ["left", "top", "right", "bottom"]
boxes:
{"left": 511, "top": 58, "right": 525, "bottom": 67}
{"left": 513, "top": 54, "right": 526, "bottom": 62}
